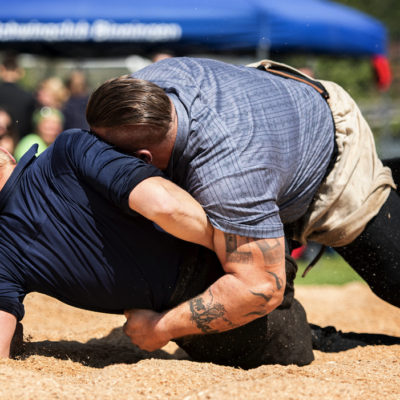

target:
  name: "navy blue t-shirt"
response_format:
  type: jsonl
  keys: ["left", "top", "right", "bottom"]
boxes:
{"left": 0, "top": 129, "right": 199, "bottom": 321}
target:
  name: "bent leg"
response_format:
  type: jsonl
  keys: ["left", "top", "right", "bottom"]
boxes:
{"left": 173, "top": 253, "right": 314, "bottom": 369}
{"left": 334, "top": 189, "right": 400, "bottom": 307}
{"left": 175, "top": 297, "right": 313, "bottom": 369}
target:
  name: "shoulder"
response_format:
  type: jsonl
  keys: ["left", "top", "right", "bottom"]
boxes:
{"left": 51, "top": 129, "right": 134, "bottom": 175}
{"left": 49, "top": 129, "right": 91, "bottom": 170}
{"left": 132, "top": 57, "right": 201, "bottom": 83}
{"left": 54, "top": 128, "right": 95, "bottom": 144}
{"left": 52, "top": 129, "right": 95, "bottom": 158}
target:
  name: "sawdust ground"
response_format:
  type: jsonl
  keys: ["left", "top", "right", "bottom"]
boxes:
{"left": 1, "top": 282, "right": 400, "bottom": 399}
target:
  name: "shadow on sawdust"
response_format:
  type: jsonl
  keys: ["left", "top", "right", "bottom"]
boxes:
{"left": 15, "top": 327, "right": 188, "bottom": 369}
{"left": 15, "top": 326, "right": 400, "bottom": 369}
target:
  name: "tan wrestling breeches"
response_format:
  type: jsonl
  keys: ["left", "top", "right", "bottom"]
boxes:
{"left": 248, "top": 60, "right": 396, "bottom": 247}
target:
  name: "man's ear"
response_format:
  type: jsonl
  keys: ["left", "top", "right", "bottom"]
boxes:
{"left": 134, "top": 149, "right": 153, "bottom": 165}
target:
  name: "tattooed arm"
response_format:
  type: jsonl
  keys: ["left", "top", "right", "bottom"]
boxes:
{"left": 123, "top": 228, "right": 286, "bottom": 351}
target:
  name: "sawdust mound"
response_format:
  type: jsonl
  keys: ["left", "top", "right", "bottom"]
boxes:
{"left": 179, "top": 377, "right": 388, "bottom": 400}
{"left": 1, "top": 283, "right": 400, "bottom": 400}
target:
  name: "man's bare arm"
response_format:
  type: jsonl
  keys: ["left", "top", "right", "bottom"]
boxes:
{"left": 0, "top": 311, "right": 17, "bottom": 358}
{"left": 123, "top": 229, "right": 286, "bottom": 351}
{"left": 129, "top": 177, "right": 214, "bottom": 250}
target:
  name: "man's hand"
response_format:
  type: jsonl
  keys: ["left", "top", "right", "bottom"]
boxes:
{"left": 123, "top": 309, "right": 169, "bottom": 352}
{"left": 129, "top": 177, "right": 214, "bottom": 251}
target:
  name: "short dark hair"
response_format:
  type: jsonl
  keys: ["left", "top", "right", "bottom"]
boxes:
{"left": 1, "top": 53, "right": 18, "bottom": 71}
{"left": 86, "top": 76, "right": 172, "bottom": 147}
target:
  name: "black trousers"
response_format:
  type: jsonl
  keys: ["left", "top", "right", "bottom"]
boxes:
{"left": 333, "top": 158, "right": 400, "bottom": 308}
{"left": 167, "top": 246, "right": 314, "bottom": 370}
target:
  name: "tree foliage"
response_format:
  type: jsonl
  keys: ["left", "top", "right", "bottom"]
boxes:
{"left": 335, "top": 0, "right": 400, "bottom": 39}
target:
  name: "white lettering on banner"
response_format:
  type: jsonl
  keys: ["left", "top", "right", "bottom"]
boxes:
{"left": 0, "top": 20, "right": 182, "bottom": 42}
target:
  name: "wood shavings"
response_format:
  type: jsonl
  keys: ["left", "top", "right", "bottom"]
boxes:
{"left": 0, "top": 285, "right": 399, "bottom": 399}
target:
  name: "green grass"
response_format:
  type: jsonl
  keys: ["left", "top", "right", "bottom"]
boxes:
{"left": 294, "top": 254, "right": 366, "bottom": 286}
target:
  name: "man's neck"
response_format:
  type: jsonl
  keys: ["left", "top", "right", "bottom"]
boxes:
{"left": 0, "top": 164, "right": 16, "bottom": 192}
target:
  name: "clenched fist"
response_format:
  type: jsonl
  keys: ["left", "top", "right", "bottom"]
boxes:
{"left": 123, "top": 309, "right": 170, "bottom": 352}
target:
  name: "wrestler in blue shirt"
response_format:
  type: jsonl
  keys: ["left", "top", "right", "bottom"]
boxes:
{"left": 0, "top": 129, "right": 214, "bottom": 358}
{"left": 0, "top": 127, "right": 320, "bottom": 369}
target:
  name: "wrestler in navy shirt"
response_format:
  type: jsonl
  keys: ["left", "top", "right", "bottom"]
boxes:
{"left": 0, "top": 129, "right": 200, "bottom": 321}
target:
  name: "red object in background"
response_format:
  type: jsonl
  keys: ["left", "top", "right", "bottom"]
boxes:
{"left": 372, "top": 55, "right": 392, "bottom": 92}
{"left": 291, "top": 245, "right": 305, "bottom": 260}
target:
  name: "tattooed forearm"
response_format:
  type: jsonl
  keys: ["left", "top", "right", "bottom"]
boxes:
{"left": 224, "top": 233, "right": 253, "bottom": 264}
{"left": 265, "top": 270, "right": 284, "bottom": 290}
{"left": 244, "top": 290, "right": 272, "bottom": 318}
{"left": 189, "top": 289, "right": 238, "bottom": 334}
{"left": 243, "top": 310, "right": 267, "bottom": 317}
{"left": 249, "top": 290, "right": 272, "bottom": 303}
{"left": 255, "top": 238, "right": 284, "bottom": 265}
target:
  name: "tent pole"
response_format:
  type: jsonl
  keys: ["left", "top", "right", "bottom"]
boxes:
{"left": 256, "top": 39, "right": 270, "bottom": 61}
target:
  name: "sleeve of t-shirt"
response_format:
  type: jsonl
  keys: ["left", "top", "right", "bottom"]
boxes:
{"left": 52, "top": 129, "right": 165, "bottom": 214}
{"left": 0, "top": 267, "right": 25, "bottom": 322}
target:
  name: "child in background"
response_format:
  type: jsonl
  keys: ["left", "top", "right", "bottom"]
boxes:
{"left": 14, "top": 107, "right": 63, "bottom": 161}
{"left": 36, "top": 77, "right": 68, "bottom": 110}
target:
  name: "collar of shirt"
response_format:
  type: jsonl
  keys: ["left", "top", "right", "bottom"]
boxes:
{"left": 0, "top": 145, "right": 38, "bottom": 214}
{"left": 165, "top": 93, "right": 190, "bottom": 181}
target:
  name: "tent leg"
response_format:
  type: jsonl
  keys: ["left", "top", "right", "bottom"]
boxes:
{"left": 256, "top": 41, "right": 270, "bottom": 61}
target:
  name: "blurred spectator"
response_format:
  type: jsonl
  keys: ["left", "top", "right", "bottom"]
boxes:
{"left": 36, "top": 77, "right": 68, "bottom": 110}
{"left": 63, "top": 70, "right": 90, "bottom": 131}
{"left": 291, "top": 245, "right": 306, "bottom": 260}
{"left": 14, "top": 107, "right": 63, "bottom": 161}
{"left": 150, "top": 49, "right": 174, "bottom": 63}
{"left": 0, "top": 53, "right": 35, "bottom": 139}
{"left": 0, "top": 106, "right": 19, "bottom": 155}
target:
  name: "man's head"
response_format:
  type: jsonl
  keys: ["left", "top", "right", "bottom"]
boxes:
{"left": 86, "top": 75, "right": 176, "bottom": 170}
{"left": 66, "top": 70, "right": 88, "bottom": 97}
{"left": 33, "top": 108, "right": 64, "bottom": 146}
{"left": 0, "top": 53, "right": 25, "bottom": 84}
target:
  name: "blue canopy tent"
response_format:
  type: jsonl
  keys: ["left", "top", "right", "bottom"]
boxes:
{"left": 250, "top": 0, "right": 392, "bottom": 90}
{"left": 0, "top": 0, "right": 262, "bottom": 57}
{"left": 0, "top": 0, "right": 388, "bottom": 57}
{"left": 252, "top": 0, "right": 387, "bottom": 56}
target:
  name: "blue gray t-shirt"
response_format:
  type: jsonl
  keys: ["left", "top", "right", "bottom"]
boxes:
{"left": 133, "top": 58, "right": 334, "bottom": 238}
